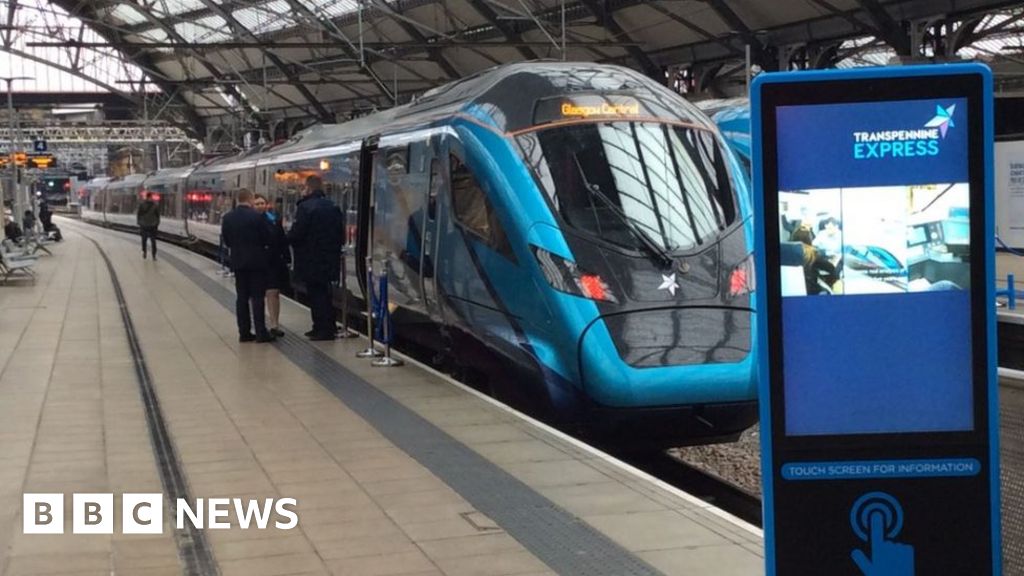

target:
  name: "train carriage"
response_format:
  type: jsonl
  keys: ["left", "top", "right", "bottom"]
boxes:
{"left": 82, "top": 62, "right": 758, "bottom": 446}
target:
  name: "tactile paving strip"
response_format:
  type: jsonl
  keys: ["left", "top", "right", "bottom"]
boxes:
{"left": 159, "top": 250, "right": 665, "bottom": 576}
{"left": 1001, "top": 384, "right": 1024, "bottom": 575}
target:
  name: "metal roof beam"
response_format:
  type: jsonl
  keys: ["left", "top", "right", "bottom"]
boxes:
{"left": 30, "top": 40, "right": 643, "bottom": 49}
{"left": 191, "top": 0, "right": 334, "bottom": 122}
{"left": 3, "top": 0, "right": 17, "bottom": 48}
{"left": 63, "top": 1, "right": 256, "bottom": 119}
{"left": 277, "top": 0, "right": 396, "bottom": 103}
{"left": 44, "top": 0, "right": 210, "bottom": 136}
{"left": 119, "top": 0, "right": 252, "bottom": 36}
{"left": 365, "top": 0, "right": 460, "bottom": 79}
{"left": 855, "top": 0, "right": 912, "bottom": 54}
{"left": 646, "top": 3, "right": 743, "bottom": 58}
{"left": 805, "top": 0, "right": 886, "bottom": 39}
{"left": 462, "top": 0, "right": 539, "bottom": 60}
{"left": 703, "top": 0, "right": 774, "bottom": 69}
{"left": 578, "top": 0, "right": 661, "bottom": 79}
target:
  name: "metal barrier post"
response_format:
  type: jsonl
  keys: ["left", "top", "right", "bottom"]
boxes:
{"left": 337, "top": 249, "right": 357, "bottom": 338}
{"left": 356, "top": 255, "right": 382, "bottom": 358}
{"left": 372, "top": 264, "right": 403, "bottom": 368}
{"left": 1010, "top": 273, "right": 1016, "bottom": 311}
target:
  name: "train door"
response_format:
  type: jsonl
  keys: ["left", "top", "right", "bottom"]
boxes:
{"left": 420, "top": 148, "right": 444, "bottom": 320}
{"left": 355, "top": 137, "right": 379, "bottom": 295}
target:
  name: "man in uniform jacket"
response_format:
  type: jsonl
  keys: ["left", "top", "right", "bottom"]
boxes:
{"left": 136, "top": 192, "right": 161, "bottom": 259}
{"left": 288, "top": 175, "right": 344, "bottom": 341}
{"left": 222, "top": 189, "right": 276, "bottom": 343}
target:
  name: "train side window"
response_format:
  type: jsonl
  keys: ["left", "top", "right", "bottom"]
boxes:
{"left": 450, "top": 155, "right": 514, "bottom": 261}
{"left": 427, "top": 158, "right": 441, "bottom": 220}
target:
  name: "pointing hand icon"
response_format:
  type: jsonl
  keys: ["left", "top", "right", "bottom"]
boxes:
{"left": 851, "top": 511, "right": 914, "bottom": 576}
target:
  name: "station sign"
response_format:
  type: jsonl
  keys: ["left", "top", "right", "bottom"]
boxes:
{"left": 0, "top": 152, "right": 31, "bottom": 166}
{"left": 33, "top": 139, "right": 47, "bottom": 153}
{"left": 27, "top": 153, "right": 56, "bottom": 169}
{"left": 752, "top": 64, "right": 1000, "bottom": 575}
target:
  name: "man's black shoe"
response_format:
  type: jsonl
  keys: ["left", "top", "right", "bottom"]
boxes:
{"left": 255, "top": 333, "right": 277, "bottom": 343}
{"left": 270, "top": 328, "right": 286, "bottom": 337}
{"left": 304, "top": 330, "right": 316, "bottom": 337}
{"left": 308, "top": 333, "right": 336, "bottom": 341}
{"left": 239, "top": 333, "right": 256, "bottom": 342}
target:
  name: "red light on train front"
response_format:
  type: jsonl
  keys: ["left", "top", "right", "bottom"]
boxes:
{"left": 532, "top": 245, "right": 617, "bottom": 303}
{"left": 728, "top": 254, "right": 755, "bottom": 298}
{"left": 579, "top": 274, "right": 609, "bottom": 302}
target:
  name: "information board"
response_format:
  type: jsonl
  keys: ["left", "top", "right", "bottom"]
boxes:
{"left": 753, "top": 64, "right": 1000, "bottom": 575}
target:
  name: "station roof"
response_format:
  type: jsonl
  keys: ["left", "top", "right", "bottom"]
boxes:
{"left": 6, "top": 0, "right": 1023, "bottom": 135}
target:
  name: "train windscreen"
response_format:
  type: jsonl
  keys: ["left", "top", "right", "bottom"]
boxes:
{"left": 520, "top": 122, "right": 737, "bottom": 254}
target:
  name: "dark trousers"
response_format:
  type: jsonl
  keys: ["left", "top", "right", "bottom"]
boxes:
{"left": 234, "top": 269, "right": 268, "bottom": 337}
{"left": 140, "top": 227, "right": 157, "bottom": 256}
{"left": 306, "top": 280, "right": 334, "bottom": 335}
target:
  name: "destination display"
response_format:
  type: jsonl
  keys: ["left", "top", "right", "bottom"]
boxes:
{"left": 753, "top": 65, "right": 1000, "bottom": 576}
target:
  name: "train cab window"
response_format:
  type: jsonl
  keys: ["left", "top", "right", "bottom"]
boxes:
{"left": 524, "top": 122, "right": 738, "bottom": 254}
{"left": 450, "top": 155, "right": 514, "bottom": 261}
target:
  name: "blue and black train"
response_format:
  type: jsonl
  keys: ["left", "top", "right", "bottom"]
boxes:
{"left": 82, "top": 62, "right": 758, "bottom": 447}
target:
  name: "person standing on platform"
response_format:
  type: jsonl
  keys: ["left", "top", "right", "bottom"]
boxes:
{"left": 136, "top": 192, "right": 161, "bottom": 260}
{"left": 38, "top": 202, "right": 61, "bottom": 241}
{"left": 288, "top": 175, "right": 344, "bottom": 341}
{"left": 222, "top": 189, "right": 276, "bottom": 343}
{"left": 255, "top": 194, "right": 289, "bottom": 338}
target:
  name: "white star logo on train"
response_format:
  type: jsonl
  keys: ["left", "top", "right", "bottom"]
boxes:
{"left": 658, "top": 273, "right": 679, "bottom": 296}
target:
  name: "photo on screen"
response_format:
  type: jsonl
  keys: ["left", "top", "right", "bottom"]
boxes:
{"left": 779, "top": 183, "right": 970, "bottom": 297}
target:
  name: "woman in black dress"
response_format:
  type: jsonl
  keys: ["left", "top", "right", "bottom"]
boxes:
{"left": 255, "top": 195, "right": 290, "bottom": 337}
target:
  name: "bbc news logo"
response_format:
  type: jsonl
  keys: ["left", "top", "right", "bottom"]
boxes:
{"left": 23, "top": 494, "right": 298, "bottom": 534}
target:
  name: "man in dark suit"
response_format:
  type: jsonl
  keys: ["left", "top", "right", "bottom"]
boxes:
{"left": 222, "top": 189, "right": 276, "bottom": 343}
{"left": 288, "top": 175, "right": 344, "bottom": 341}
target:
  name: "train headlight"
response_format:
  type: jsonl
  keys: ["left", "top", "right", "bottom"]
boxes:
{"left": 728, "top": 254, "right": 755, "bottom": 299}
{"left": 531, "top": 245, "right": 617, "bottom": 303}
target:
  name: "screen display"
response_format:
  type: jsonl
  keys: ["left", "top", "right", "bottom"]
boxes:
{"left": 776, "top": 98, "right": 974, "bottom": 436}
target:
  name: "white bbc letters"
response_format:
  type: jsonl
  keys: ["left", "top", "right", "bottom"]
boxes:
{"left": 73, "top": 493, "right": 113, "bottom": 534}
{"left": 24, "top": 494, "right": 299, "bottom": 534}
{"left": 23, "top": 494, "right": 63, "bottom": 534}
{"left": 123, "top": 493, "right": 163, "bottom": 534}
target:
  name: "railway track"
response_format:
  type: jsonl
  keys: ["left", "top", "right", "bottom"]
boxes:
{"left": 611, "top": 449, "right": 763, "bottom": 527}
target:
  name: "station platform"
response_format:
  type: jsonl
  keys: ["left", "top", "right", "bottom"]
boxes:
{"left": 0, "top": 220, "right": 763, "bottom": 576}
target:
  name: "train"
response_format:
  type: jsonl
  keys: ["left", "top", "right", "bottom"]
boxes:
{"left": 81, "top": 62, "right": 758, "bottom": 447}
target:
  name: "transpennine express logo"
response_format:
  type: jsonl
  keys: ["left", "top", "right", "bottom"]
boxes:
{"left": 924, "top": 104, "right": 956, "bottom": 138}
{"left": 852, "top": 103, "right": 956, "bottom": 160}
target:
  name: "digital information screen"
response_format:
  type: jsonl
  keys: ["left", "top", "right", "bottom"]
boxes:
{"left": 753, "top": 65, "right": 1000, "bottom": 576}
{"left": 776, "top": 97, "right": 974, "bottom": 437}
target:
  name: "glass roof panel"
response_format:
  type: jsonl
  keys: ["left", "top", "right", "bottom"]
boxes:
{"left": 1, "top": 0, "right": 158, "bottom": 93}
{"left": 310, "top": 0, "right": 361, "bottom": 19}
{"left": 151, "top": 0, "right": 209, "bottom": 17}
{"left": 108, "top": 4, "right": 149, "bottom": 25}
{"left": 174, "top": 14, "right": 231, "bottom": 43}
{"left": 233, "top": 1, "right": 299, "bottom": 36}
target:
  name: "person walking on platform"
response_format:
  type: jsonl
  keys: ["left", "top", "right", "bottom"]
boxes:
{"left": 136, "top": 192, "right": 161, "bottom": 259}
{"left": 255, "top": 194, "right": 289, "bottom": 338}
{"left": 288, "top": 175, "right": 343, "bottom": 341}
{"left": 222, "top": 189, "right": 276, "bottom": 343}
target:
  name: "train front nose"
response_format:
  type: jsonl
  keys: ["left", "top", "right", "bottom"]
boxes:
{"left": 574, "top": 306, "right": 758, "bottom": 444}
